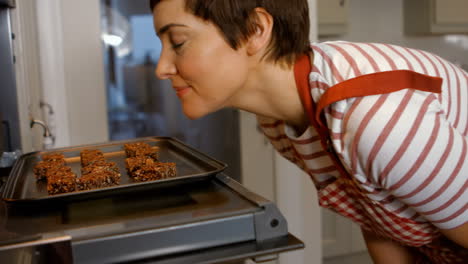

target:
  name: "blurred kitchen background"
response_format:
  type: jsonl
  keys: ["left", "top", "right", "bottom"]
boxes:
{"left": 100, "top": 0, "right": 241, "bottom": 179}
{"left": 1, "top": 0, "right": 467, "bottom": 264}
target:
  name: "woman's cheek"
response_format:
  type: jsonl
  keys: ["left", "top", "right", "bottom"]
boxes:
{"left": 176, "top": 52, "right": 207, "bottom": 80}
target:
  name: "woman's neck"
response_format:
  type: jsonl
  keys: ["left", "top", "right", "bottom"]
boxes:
{"left": 229, "top": 57, "right": 308, "bottom": 130}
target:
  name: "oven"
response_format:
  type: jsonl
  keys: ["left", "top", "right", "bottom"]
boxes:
{"left": 0, "top": 137, "right": 303, "bottom": 263}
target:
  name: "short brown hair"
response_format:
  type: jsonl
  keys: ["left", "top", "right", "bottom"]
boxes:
{"left": 150, "top": 0, "right": 310, "bottom": 66}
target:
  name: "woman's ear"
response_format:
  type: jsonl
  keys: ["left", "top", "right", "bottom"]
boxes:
{"left": 246, "top": 8, "right": 273, "bottom": 56}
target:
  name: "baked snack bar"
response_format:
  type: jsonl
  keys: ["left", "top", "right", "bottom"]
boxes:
{"left": 45, "top": 165, "right": 73, "bottom": 179}
{"left": 125, "top": 157, "right": 176, "bottom": 182}
{"left": 80, "top": 160, "right": 119, "bottom": 175}
{"left": 33, "top": 159, "right": 67, "bottom": 180}
{"left": 80, "top": 149, "right": 105, "bottom": 167}
{"left": 124, "top": 142, "right": 159, "bottom": 160}
{"left": 47, "top": 171, "right": 77, "bottom": 195}
{"left": 41, "top": 152, "right": 65, "bottom": 162}
{"left": 34, "top": 151, "right": 77, "bottom": 194}
{"left": 76, "top": 166, "right": 121, "bottom": 190}
{"left": 34, "top": 152, "right": 67, "bottom": 180}
{"left": 77, "top": 156, "right": 121, "bottom": 190}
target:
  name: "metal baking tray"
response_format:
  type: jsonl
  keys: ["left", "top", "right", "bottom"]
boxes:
{"left": 1, "top": 137, "right": 227, "bottom": 203}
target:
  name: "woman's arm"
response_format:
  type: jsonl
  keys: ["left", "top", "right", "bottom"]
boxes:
{"left": 441, "top": 222, "right": 468, "bottom": 248}
{"left": 361, "top": 229, "right": 415, "bottom": 264}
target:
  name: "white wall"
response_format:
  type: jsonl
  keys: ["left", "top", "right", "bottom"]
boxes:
{"left": 10, "top": 0, "right": 44, "bottom": 152}
{"left": 37, "top": 0, "right": 109, "bottom": 148}
{"left": 320, "top": 0, "right": 468, "bottom": 71}
{"left": 60, "top": 0, "right": 109, "bottom": 146}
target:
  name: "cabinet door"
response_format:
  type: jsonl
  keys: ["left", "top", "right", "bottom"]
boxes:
{"left": 322, "top": 209, "right": 352, "bottom": 257}
{"left": 318, "top": 0, "right": 349, "bottom": 36}
{"left": 240, "top": 111, "right": 276, "bottom": 202}
{"left": 404, "top": 0, "right": 468, "bottom": 34}
{"left": 434, "top": 0, "right": 468, "bottom": 24}
{"left": 322, "top": 209, "right": 368, "bottom": 259}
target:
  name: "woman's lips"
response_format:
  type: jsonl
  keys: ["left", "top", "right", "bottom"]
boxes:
{"left": 173, "top": 86, "right": 191, "bottom": 98}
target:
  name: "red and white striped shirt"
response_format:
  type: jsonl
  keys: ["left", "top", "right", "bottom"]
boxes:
{"left": 258, "top": 41, "right": 468, "bottom": 230}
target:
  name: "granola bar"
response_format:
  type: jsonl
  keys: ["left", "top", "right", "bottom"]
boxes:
{"left": 125, "top": 156, "right": 152, "bottom": 174}
{"left": 33, "top": 160, "right": 67, "bottom": 180}
{"left": 80, "top": 149, "right": 105, "bottom": 167}
{"left": 76, "top": 166, "right": 121, "bottom": 191}
{"left": 45, "top": 166, "right": 73, "bottom": 179}
{"left": 41, "top": 152, "right": 65, "bottom": 162}
{"left": 80, "top": 160, "right": 116, "bottom": 172}
{"left": 47, "top": 171, "right": 77, "bottom": 195}
{"left": 123, "top": 142, "right": 159, "bottom": 160}
{"left": 125, "top": 157, "right": 176, "bottom": 182}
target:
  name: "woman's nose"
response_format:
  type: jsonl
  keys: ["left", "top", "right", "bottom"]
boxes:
{"left": 155, "top": 51, "right": 176, "bottom": 80}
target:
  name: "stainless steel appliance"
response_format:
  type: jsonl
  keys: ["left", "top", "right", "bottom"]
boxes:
{"left": 0, "top": 0, "right": 20, "bottom": 153}
{"left": 0, "top": 137, "right": 303, "bottom": 263}
{"left": 0, "top": 0, "right": 20, "bottom": 183}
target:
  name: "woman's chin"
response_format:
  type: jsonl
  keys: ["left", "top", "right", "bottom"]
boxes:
{"left": 182, "top": 105, "right": 210, "bottom": 120}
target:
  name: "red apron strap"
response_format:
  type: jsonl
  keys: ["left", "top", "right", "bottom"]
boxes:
{"left": 294, "top": 56, "right": 443, "bottom": 180}
{"left": 294, "top": 54, "right": 318, "bottom": 129}
{"left": 294, "top": 54, "right": 350, "bottom": 178}
{"left": 315, "top": 70, "right": 443, "bottom": 126}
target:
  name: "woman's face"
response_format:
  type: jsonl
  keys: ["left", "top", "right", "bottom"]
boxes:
{"left": 153, "top": 0, "right": 250, "bottom": 119}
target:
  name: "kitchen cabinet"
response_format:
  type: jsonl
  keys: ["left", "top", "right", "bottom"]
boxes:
{"left": 317, "top": 0, "right": 349, "bottom": 36}
{"left": 322, "top": 209, "right": 369, "bottom": 261}
{"left": 404, "top": 0, "right": 468, "bottom": 34}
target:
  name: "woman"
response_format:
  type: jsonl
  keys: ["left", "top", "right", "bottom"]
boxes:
{"left": 150, "top": 0, "right": 468, "bottom": 263}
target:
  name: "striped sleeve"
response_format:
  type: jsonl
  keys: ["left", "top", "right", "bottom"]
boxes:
{"left": 257, "top": 116, "right": 340, "bottom": 185}
{"left": 340, "top": 89, "right": 468, "bottom": 229}
{"left": 256, "top": 117, "right": 299, "bottom": 166}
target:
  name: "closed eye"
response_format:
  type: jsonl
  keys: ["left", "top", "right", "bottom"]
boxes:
{"left": 172, "top": 42, "right": 184, "bottom": 50}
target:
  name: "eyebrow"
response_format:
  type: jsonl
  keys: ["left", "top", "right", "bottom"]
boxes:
{"left": 157, "top": 23, "right": 187, "bottom": 35}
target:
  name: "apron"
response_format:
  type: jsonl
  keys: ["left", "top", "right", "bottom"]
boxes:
{"left": 294, "top": 54, "right": 468, "bottom": 263}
